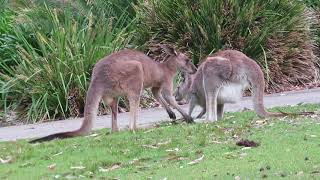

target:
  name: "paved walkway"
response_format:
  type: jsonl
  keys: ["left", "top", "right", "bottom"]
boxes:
{"left": 1, "top": 88, "right": 320, "bottom": 142}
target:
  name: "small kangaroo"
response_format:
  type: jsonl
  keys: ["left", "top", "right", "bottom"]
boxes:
{"left": 175, "top": 49, "right": 282, "bottom": 121}
{"left": 30, "top": 46, "right": 196, "bottom": 143}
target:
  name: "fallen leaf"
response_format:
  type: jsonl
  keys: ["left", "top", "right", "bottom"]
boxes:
{"left": 167, "top": 155, "right": 185, "bottom": 161}
{"left": 156, "top": 140, "right": 171, "bottom": 146}
{"left": 239, "top": 153, "right": 247, "bottom": 158}
{"left": 86, "top": 133, "right": 99, "bottom": 137}
{"left": 52, "top": 152, "right": 63, "bottom": 157}
{"left": 165, "top": 148, "right": 180, "bottom": 152}
{"left": 129, "top": 158, "right": 139, "bottom": 165}
{"left": 65, "top": 175, "right": 77, "bottom": 179}
{"left": 54, "top": 175, "right": 61, "bottom": 179}
{"left": 187, "top": 155, "right": 204, "bottom": 165}
{"left": 225, "top": 116, "right": 235, "bottom": 120}
{"left": 296, "top": 171, "right": 304, "bottom": 176}
{"left": 255, "top": 120, "right": 267, "bottom": 125}
{"left": 212, "top": 140, "right": 222, "bottom": 144}
{"left": 0, "top": 156, "right": 13, "bottom": 164}
{"left": 241, "top": 147, "right": 252, "bottom": 150}
{"left": 144, "top": 129, "right": 154, "bottom": 133}
{"left": 142, "top": 145, "right": 158, "bottom": 149}
{"left": 99, "top": 164, "right": 121, "bottom": 172}
{"left": 48, "top": 163, "right": 56, "bottom": 170}
{"left": 20, "top": 162, "right": 32, "bottom": 167}
{"left": 70, "top": 166, "right": 85, "bottom": 170}
{"left": 224, "top": 152, "right": 238, "bottom": 159}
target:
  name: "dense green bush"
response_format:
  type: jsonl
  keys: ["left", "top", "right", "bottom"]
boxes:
{"left": 135, "top": 0, "right": 317, "bottom": 90}
{"left": 305, "top": 1, "right": 320, "bottom": 70}
{"left": 0, "top": 4, "right": 134, "bottom": 122}
{"left": 304, "top": 0, "right": 320, "bottom": 8}
{"left": 80, "top": 0, "right": 138, "bottom": 23}
{"left": 0, "top": 9, "right": 17, "bottom": 72}
{"left": 0, "top": 1, "right": 17, "bottom": 118}
{"left": 312, "top": 3, "right": 320, "bottom": 49}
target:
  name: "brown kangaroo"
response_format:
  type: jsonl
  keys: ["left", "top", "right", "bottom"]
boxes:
{"left": 30, "top": 46, "right": 196, "bottom": 143}
{"left": 175, "top": 49, "right": 283, "bottom": 121}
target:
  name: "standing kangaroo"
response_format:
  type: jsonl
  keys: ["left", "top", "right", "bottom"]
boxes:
{"left": 30, "top": 46, "right": 196, "bottom": 143}
{"left": 175, "top": 50, "right": 282, "bottom": 121}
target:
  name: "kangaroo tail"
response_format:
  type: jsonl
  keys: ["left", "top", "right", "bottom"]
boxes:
{"left": 274, "top": 108, "right": 316, "bottom": 117}
{"left": 29, "top": 84, "right": 103, "bottom": 143}
{"left": 29, "top": 131, "right": 78, "bottom": 143}
{"left": 248, "top": 60, "right": 309, "bottom": 118}
{"left": 247, "top": 59, "right": 274, "bottom": 118}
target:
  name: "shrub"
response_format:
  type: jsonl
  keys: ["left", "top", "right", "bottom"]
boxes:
{"left": 304, "top": 0, "right": 320, "bottom": 8}
{"left": 0, "top": 4, "right": 134, "bottom": 122}
{"left": 0, "top": 9, "right": 17, "bottom": 72}
{"left": 135, "top": 0, "right": 318, "bottom": 91}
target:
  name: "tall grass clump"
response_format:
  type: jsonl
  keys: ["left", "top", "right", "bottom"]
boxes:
{"left": 79, "top": 0, "right": 138, "bottom": 24}
{"left": 309, "top": 1, "right": 320, "bottom": 52}
{"left": 302, "top": 0, "right": 320, "bottom": 82}
{"left": 0, "top": 0, "right": 17, "bottom": 71}
{"left": 304, "top": 0, "right": 320, "bottom": 8}
{"left": 0, "top": 0, "right": 17, "bottom": 116}
{"left": 0, "top": 4, "right": 134, "bottom": 123}
{"left": 135, "top": 0, "right": 318, "bottom": 91}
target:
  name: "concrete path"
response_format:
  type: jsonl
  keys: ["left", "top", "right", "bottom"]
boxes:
{"left": 1, "top": 88, "right": 320, "bottom": 142}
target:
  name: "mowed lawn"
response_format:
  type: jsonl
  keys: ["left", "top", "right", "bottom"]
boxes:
{"left": 1, "top": 104, "right": 320, "bottom": 179}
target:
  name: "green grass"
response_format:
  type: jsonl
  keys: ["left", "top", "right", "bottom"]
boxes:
{"left": 1, "top": 104, "right": 320, "bottom": 179}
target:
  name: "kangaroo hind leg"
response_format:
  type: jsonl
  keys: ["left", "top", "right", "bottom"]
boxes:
{"left": 217, "top": 104, "right": 224, "bottom": 120}
{"left": 202, "top": 58, "right": 230, "bottom": 122}
{"left": 103, "top": 96, "right": 119, "bottom": 132}
{"left": 126, "top": 64, "right": 144, "bottom": 132}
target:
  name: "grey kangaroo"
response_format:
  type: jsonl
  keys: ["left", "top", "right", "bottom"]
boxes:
{"left": 175, "top": 50, "right": 283, "bottom": 121}
{"left": 30, "top": 46, "right": 196, "bottom": 143}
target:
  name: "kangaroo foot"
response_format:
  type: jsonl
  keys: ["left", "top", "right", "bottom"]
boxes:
{"left": 184, "top": 115, "right": 194, "bottom": 123}
{"left": 168, "top": 111, "right": 176, "bottom": 119}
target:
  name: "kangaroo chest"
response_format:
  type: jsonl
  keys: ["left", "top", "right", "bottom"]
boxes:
{"left": 217, "top": 83, "right": 244, "bottom": 103}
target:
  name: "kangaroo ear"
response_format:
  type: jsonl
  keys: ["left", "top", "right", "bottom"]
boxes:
{"left": 160, "top": 45, "right": 178, "bottom": 56}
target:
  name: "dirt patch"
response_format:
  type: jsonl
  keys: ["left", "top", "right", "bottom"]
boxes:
{"left": 236, "top": 139, "right": 260, "bottom": 147}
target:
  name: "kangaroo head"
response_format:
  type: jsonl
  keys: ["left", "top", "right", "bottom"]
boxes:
{"left": 175, "top": 53, "right": 197, "bottom": 74}
{"left": 161, "top": 45, "right": 197, "bottom": 74}
{"left": 175, "top": 71, "right": 195, "bottom": 102}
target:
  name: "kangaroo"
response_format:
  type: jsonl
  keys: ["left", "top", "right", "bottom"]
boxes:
{"left": 30, "top": 46, "right": 196, "bottom": 143}
{"left": 175, "top": 49, "right": 282, "bottom": 121}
